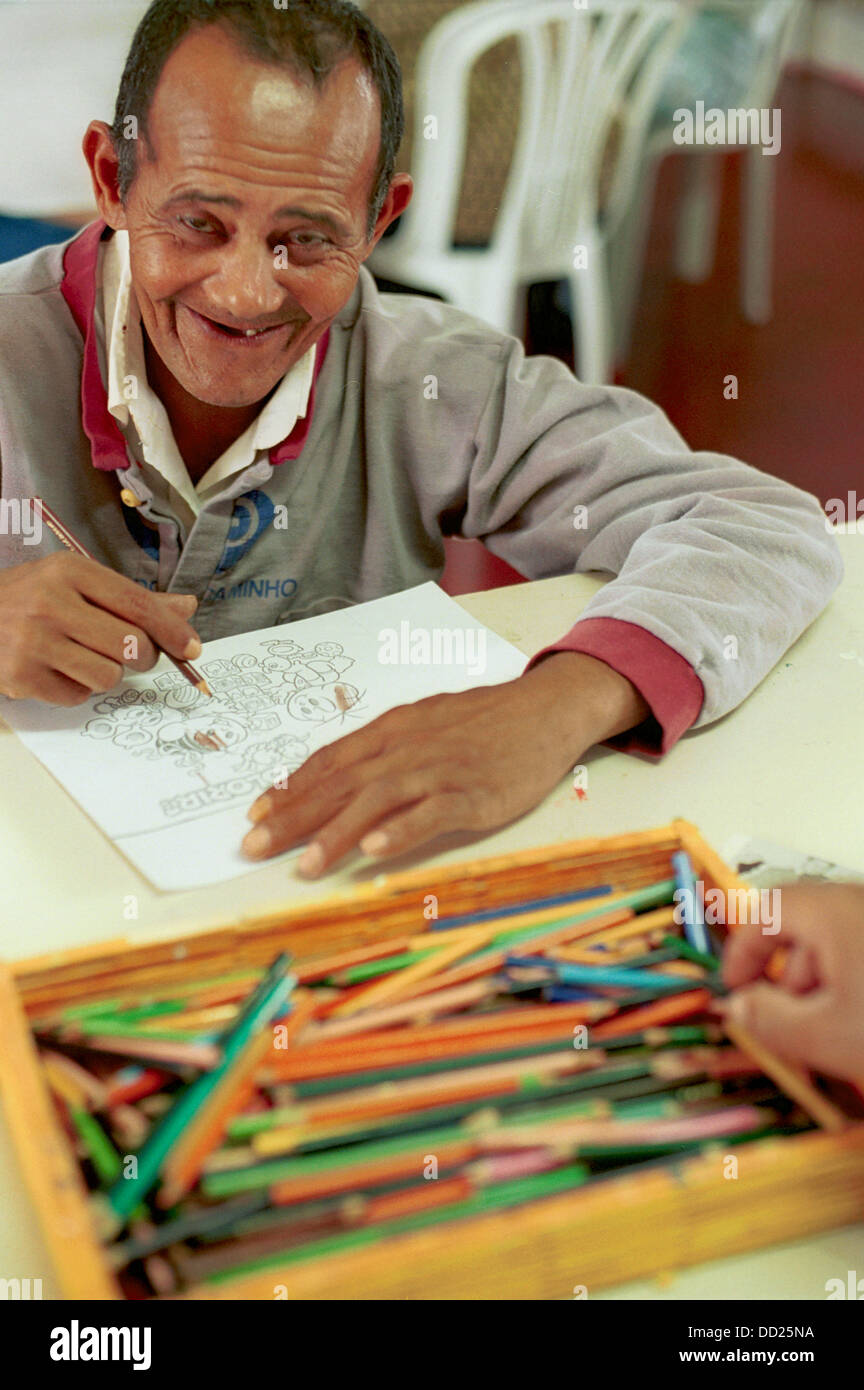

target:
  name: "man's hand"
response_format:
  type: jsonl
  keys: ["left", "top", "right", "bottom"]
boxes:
{"left": 243, "top": 652, "right": 649, "bottom": 876}
{"left": 0, "top": 553, "right": 202, "bottom": 705}
{"left": 723, "top": 882, "right": 864, "bottom": 1082}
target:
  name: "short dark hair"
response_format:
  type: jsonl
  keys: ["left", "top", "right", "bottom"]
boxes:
{"left": 111, "top": 0, "right": 404, "bottom": 238}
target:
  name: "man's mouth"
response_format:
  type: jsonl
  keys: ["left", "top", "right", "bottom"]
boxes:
{"left": 181, "top": 305, "right": 294, "bottom": 347}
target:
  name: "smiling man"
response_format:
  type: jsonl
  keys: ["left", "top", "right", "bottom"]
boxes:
{"left": 0, "top": 0, "right": 842, "bottom": 877}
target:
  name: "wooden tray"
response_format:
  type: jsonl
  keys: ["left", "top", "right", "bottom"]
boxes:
{"left": 2, "top": 820, "right": 863, "bottom": 1300}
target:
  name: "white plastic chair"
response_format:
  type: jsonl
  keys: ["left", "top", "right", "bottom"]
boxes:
{"left": 370, "top": 0, "right": 688, "bottom": 384}
{"left": 612, "top": 0, "right": 805, "bottom": 361}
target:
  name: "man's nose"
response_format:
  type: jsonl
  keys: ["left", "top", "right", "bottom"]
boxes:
{"left": 207, "top": 237, "right": 285, "bottom": 320}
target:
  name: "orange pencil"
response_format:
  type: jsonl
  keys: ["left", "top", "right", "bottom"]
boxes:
{"left": 403, "top": 907, "right": 635, "bottom": 998}
{"left": 591, "top": 989, "right": 712, "bottom": 1039}
{"left": 265, "top": 1009, "right": 614, "bottom": 1083}
{"left": 268, "top": 1137, "right": 479, "bottom": 1207}
{"left": 255, "top": 1051, "right": 607, "bottom": 1152}
{"left": 158, "top": 991, "right": 318, "bottom": 1207}
{"left": 360, "top": 1175, "right": 472, "bottom": 1224}
{"left": 326, "top": 930, "right": 493, "bottom": 1020}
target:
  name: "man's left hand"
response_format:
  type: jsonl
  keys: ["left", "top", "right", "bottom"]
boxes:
{"left": 242, "top": 652, "right": 649, "bottom": 877}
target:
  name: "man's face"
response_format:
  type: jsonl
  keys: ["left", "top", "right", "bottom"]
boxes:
{"left": 107, "top": 26, "right": 386, "bottom": 409}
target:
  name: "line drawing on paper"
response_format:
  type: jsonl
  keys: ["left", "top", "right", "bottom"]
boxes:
{"left": 80, "top": 639, "right": 367, "bottom": 822}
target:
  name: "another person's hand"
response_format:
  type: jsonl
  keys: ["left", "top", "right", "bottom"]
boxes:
{"left": 0, "top": 553, "right": 201, "bottom": 705}
{"left": 723, "top": 882, "right": 864, "bottom": 1082}
{"left": 243, "top": 651, "right": 649, "bottom": 876}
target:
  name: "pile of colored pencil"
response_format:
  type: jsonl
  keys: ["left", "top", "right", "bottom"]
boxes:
{"left": 30, "top": 857, "right": 817, "bottom": 1297}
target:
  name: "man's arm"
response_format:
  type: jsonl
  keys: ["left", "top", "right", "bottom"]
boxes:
{"left": 461, "top": 334, "right": 843, "bottom": 750}
{"left": 243, "top": 648, "right": 648, "bottom": 877}
{"left": 243, "top": 304, "right": 841, "bottom": 873}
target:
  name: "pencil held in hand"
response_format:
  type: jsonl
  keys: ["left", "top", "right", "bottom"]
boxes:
{"left": 31, "top": 498, "right": 211, "bottom": 698}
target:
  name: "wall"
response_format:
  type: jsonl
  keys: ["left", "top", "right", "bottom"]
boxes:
{"left": 0, "top": 0, "right": 148, "bottom": 217}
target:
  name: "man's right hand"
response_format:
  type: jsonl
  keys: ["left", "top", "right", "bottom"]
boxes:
{"left": 0, "top": 553, "right": 202, "bottom": 706}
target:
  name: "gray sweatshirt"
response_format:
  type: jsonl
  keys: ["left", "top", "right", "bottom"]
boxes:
{"left": 0, "top": 222, "right": 842, "bottom": 753}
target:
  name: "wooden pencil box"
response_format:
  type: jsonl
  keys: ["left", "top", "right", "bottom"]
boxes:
{"left": 2, "top": 819, "right": 863, "bottom": 1301}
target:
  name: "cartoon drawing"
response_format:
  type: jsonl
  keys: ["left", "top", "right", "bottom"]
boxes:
{"left": 261, "top": 639, "right": 355, "bottom": 690}
{"left": 77, "top": 637, "right": 364, "bottom": 808}
{"left": 286, "top": 681, "right": 366, "bottom": 725}
{"left": 1, "top": 585, "right": 522, "bottom": 890}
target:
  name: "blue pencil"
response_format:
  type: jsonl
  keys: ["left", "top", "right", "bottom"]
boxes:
{"left": 506, "top": 955, "right": 702, "bottom": 992}
{"left": 427, "top": 884, "right": 613, "bottom": 931}
{"left": 671, "top": 851, "right": 711, "bottom": 955}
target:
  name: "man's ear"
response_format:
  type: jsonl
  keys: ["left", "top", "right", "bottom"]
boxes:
{"left": 82, "top": 121, "right": 128, "bottom": 230}
{"left": 363, "top": 172, "right": 414, "bottom": 256}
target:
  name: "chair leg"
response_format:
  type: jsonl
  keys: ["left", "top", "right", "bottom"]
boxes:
{"left": 569, "top": 241, "right": 613, "bottom": 384}
{"left": 674, "top": 151, "right": 722, "bottom": 284}
{"left": 741, "top": 144, "right": 776, "bottom": 324}
{"left": 464, "top": 271, "right": 520, "bottom": 337}
{"left": 609, "top": 158, "right": 661, "bottom": 366}
{"left": 509, "top": 281, "right": 529, "bottom": 343}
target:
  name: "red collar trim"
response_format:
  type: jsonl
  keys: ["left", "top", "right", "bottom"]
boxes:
{"left": 60, "top": 219, "right": 330, "bottom": 474}
{"left": 270, "top": 328, "right": 329, "bottom": 465}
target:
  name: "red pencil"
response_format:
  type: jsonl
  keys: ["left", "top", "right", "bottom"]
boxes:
{"left": 32, "top": 496, "right": 212, "bottom": 697}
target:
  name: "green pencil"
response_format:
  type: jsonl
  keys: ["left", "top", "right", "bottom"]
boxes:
{"left": 201, "top": 1164, "right": 593, "bottom": 1284}
{"left": 662, "top": 934, "right": 722, "bottom": 970}
{"left": 325, "top": 948, "right": 436, "bottom": 987}
{"left": 103, "top": 953, "right": 296, "bottom": 1226}
{"left": 70, "top": 1106, "right": 123, "bottom": 1186}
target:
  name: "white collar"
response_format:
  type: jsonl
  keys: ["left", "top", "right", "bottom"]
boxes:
{"left": 100, "top": 230, "right": 316, "bottom": 514}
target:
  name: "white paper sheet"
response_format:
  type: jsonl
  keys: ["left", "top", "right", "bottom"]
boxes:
{"left": 722, "top": 835, "right": 864, "bottom": 889}
{"left": 0, "top": 584, "right": 527, "bottom": 890}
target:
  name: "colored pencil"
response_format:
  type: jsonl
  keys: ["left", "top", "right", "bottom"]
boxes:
{"left": 427, "top": 884, "right": 615, "bottom": 930}
{"left": 724, "top": 1020, "right": 848, "bottom": 1133}
{"left": 327, "top": 930, "right": 493, "bottom": 1020}
{"left": 23, "top": 843, "right": 846, "bottom": 1299}
{"left": 102, "top": 955, "right": 296, "bottom": 1225}
{"left": 32, "top": 497, "right": 212, "bottom": 697}
{"left": 671, "top": 851, "right": 711, "bottom": 955}
{"left": 199, "top": 1166, "right": 595, "bottom": 1284}
{"left": 158, "top": 991, "right": 318, "bottom": 1207}
{"left": 504, "top": 955, "right": 704, "bottom": 993}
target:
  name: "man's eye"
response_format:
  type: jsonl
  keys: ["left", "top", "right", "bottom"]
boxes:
{"left": 290, "top": 232, "right": 327, "bottom": 247}
{"left": 179, "top": 216, "right": 215, "bottom": 234}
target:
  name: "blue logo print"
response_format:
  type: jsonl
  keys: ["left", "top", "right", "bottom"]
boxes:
{"left": 215, "top": 490, "right": 276, "bottom": 575}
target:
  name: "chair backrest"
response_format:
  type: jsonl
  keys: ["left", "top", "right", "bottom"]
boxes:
{"left": 695, "top": 0, "right": 806, "bottom": 107}
{"left": 364, "top": 1, "right": 521, "bottom": 246}
{"left": 392, "top": 0, "right": 687, "bottom": 266}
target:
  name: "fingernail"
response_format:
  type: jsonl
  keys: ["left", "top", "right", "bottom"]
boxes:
{"left": 248, "top": 797, "right": 271, "bottom": 824}
{"left": 360, "top": 831, "right": 389, "bottom": 857}
{"left": 183, "top": 637, "right": 203, "bottom": 660}
{"left": 297, "top": 844, "right": 325, "bottom": 877}
{"left": 243, "top": 826, "right": 272, "bottom": 859}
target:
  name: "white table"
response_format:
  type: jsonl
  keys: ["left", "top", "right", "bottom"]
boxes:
{"left": 2, "top": 530, "right": 862, "bottom": 1299}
